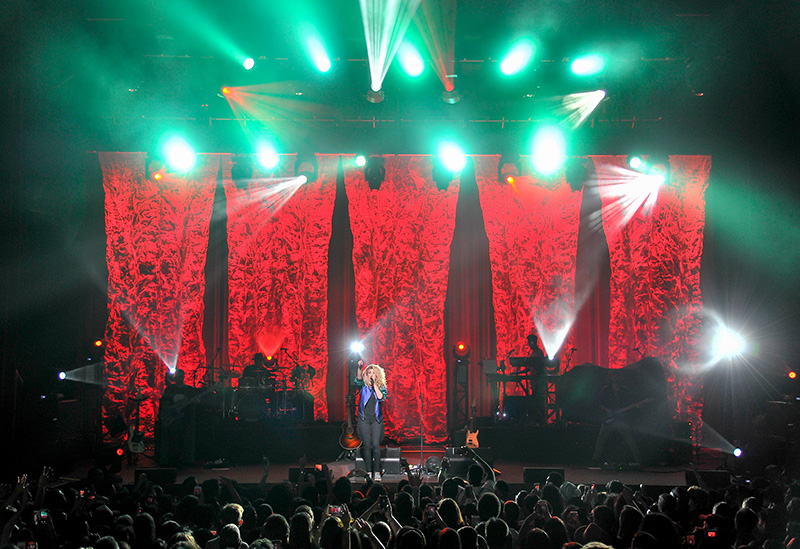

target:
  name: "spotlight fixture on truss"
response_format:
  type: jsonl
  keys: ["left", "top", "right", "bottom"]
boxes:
{"left": 565, "top": 156, "right": 596, "bottom": 192}
{"left": 367, "top": 89, "right": 385, "bottom": 103}
{"left": 498, "top": 153, "right": 522, "bottom": 184}
{"left": 295, "top": 151, "right": 318, "bottom": 184}
{"left": 441, "top": 89, "right": 461, "bottom": 104}
{"left": 365, "top": 156, "right": 386, "bottom": 190}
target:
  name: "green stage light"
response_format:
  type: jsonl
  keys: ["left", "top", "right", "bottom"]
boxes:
{"left": 256, "top": 143, "right": 279, "bottom": 170}
{"left": 627, "top": 155, "right": 644, "bottom": 170}
{"left": 355, "top": 155, "right": 367, "bottom": 167}
{"left": 398, "top": 42, "right": 425, "bottom": 77}
{"left": 571, "top": 54, "right": 605, "bottom": 76}
{"left": 163, "top": 137, "right": 196, "bottom": 172}
{"left": 438, "top": 142, "right": 466, "bottom": 173}
{"left": 531, "top": 126, "right": 566, "bottom": 176}
{"left": 243, "top": 57, "right": 255, "bottom": 70}
{"left": 500, "top": 39, "right": 535, "bottom": 75}
{"left": 306, "top": 36, "right": 331, "bottom": 73}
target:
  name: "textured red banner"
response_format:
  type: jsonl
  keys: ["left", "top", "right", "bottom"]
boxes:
{"left": 225, "top": 154, "right": 337, "bottom": 420}
{"left": 596, "top": 155, "right": 710, "bottom": 422}
{"left": 101, "top": 153, "right": 218, "bottom": 438}
{"left": 346, "top": 156, "right": 458, "bottom": 442}
{"left": 474, "top": 156, "right": 583, "bottom": 402}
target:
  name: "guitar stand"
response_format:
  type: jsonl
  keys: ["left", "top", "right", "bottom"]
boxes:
{"left": 337, "top": 449, "right": 359, "bottom": 461}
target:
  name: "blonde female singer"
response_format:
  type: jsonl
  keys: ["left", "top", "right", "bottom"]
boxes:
{"left": 355, "top": 360, "right": 388, "bottom": 480}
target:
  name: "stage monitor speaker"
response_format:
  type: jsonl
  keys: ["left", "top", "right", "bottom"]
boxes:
{"left": 355, "top": 447, "right": 402, "bottom": 474}
{"left": 523, "top": 468, "right": 564, "bottom": 485}
{"left": 685, "top": 470, "right": 730, "bottom": 490}
{"left": 135, "top": 467, "right": 177, "bottom": 486}
{"left": 444, "top": 447, "right": 494, "bottom": 478}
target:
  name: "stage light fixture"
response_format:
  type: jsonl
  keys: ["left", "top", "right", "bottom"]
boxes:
{"left": 365, "top": 156, "right": 386, "bottom": 190}
{"left": 243, "top": 57, "right": 255, "bottom": 70}
{"left": 306, "top": 36, "right": 332, "bottom": 73}
{"left": 367, "top": 89, "right": 385, "bottom": 103}
{"left": 790, "top": 371, "right": 797, "bottom": 380}
{"left": 531, "top": 126, "right": 566, "bottom": 176}
{"left": 231, "top": 155, "right": 254, "bottom": 190}
{"left": 712, "top": 326, "right": 746, "bottom": 360}
{"left": 94, "top": 339, "right": 104, "bottom": 347}
{"left": 58, "top": 371, "right": 67, "bottom": 381}
{"left": 163, "top": 137, "right": 197, "bottom": 172}
{"left": 441, "top": 89, "right": 461, "bottom": 104}
{"left": 398, "top": 42, "right": 425, "bottom": 77}
{"left": 498, "top": 153, "right": 522, "bottom": 184}
{"left": 571, "top": 54, "right": 606, "bottom": 76}
{"left": 454, "top": 342, "right": 470, "bottom": 359}
{"left": 565, "top": 156, "right": 596, "bottom": 192}
{"left": 256, "top": 143, "right": 280, "bottom": 170}
{"left": 350, "top": 341, "right": 365, "bottom": 354}
{"left": 295, "top": 151, "right": 318, "bottom": 183}
{"left": 438, "top": 142, "right": 466, "bottom": 173}
{"left": 648, "top": 154, "right": 671, "bottom": 185}
{"left": 355, "top": 155, "right": 367, "bottom": 168}
{"left": 500, "top": 39, "right": 535, "bottom": 76}
{"left": 222, "top": 87, "right": 230, "bottom": 96}
{"left": 733, "top": 448, "right": 743, "bottom": 458}
{"left": 627, "top": 155, "right": 644, "bottom": 171}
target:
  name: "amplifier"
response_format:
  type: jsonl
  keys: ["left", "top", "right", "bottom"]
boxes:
{"left": 355, "top": 447, "right": 402, "bottom": 474}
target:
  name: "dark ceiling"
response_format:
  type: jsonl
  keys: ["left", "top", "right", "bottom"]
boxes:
{"left": 10, "top": 0, "right": 799, "bottom": 155}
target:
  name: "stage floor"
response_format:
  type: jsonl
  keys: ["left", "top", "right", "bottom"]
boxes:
{"left": 104, "top": 444, "right": 726, "bottom": 492}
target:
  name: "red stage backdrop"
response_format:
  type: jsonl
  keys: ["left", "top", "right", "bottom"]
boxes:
{"left": 346, "top": 156, "right": 459, "bottom": 442}
{"left": 474, "top": 156, "right": 583, "bottom": 390}
{"left": 596, "top": 155, "right": 710, "bottom": 421}
{"left": 101, "top": 153, "right": 218, "bottom": 438}
{"left": 225, "top": 154, "right": 337, "bottom": 420}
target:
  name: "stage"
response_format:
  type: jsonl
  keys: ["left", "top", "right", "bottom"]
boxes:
{"left": 101, "top": 443, "right": 726, "bottom": 496}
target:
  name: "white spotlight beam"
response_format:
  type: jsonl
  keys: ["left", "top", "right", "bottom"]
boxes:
{"left": 595, "top": 164, "right": 664, "bottom": 232}
{"left": 557, "top": 90, "right": 606, "bottom": 129}
{"left": 360, "top": 0, "right": 422, "bottom": 91}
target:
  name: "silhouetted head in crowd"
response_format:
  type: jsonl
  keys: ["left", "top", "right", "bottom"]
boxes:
{"left": 438, "top": 527, "right": 461, "bottom": 549}
{"left": 639, "top": 512, "right": 680, "bottom": 549}
{"left": 263, "top": 514, "right": 290, "bottom": 547}
{"left": 438, "top": 498, "right": 465, "bottom": 530}
{"left": 457, "top": 526, "right": 479, "bottom": 549}
{"left": 219, "top": 503, "right": 244, "bottom": 527}
{"left": 332, "top": 477, "right": 352, "bottom": 505}
{"left": 478, "top": 493, "right": 502, "bottom": 523}
{"left": 289, "top": 512, "right": 313, "bottom": 549}
{"left": 546, "top": 472, "right": 564, "bottom": 488}
{"left": 372, "top": 522, "right": 392, "bottom": 548}
{"left": 543, "top": 517, "right": 568, "bottom": 549}
{"left": 442, "top": 479, "right": 461, "bottom": 500}
{"left": 522, "top": 528, "right": 549, "bottom": 549}
{"left": 484, "top": 517, "right": 508, "bottom": 549}
{"left": 502, "top": 501, "right": 520, "bottom": 528}
{"left": 495, "top": 481, "right": 510, "bottom": 503}
{"left": 468, "top": 465, "right": 485, "bottom": 487}
{"left": 319, "top": 517, "right": 345, "bottom": 549}
{"left": 395, "top": 492, "right": 416, "bottom": 523}
{"left": 396, "top": 527, "right": 426, "bottom": 549}
{"left": 617, "top": 505, "right": 643, "bottom": 546}
{"left": 540, "top": 484, "right": 564, "bottom": 518}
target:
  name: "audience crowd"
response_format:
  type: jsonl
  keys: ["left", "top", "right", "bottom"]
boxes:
{"left": 2, "top": 460, "right": 799, "bottom": 549}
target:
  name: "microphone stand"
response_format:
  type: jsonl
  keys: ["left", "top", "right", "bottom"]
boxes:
{"left": 419, "top": 385, "right": 425, "bottom": 474}
{"left": 464, "top": 445, "right": 497, "bottom": 483}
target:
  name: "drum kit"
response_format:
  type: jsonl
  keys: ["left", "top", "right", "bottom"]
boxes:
{"left": 216, "top": 359, "right": 317, "bottom": 421}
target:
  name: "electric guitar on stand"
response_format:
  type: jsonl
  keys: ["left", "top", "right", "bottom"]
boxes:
{"left": 466, "top": 399, "right": 479, "bottom": 449}
{"left": 127, "top": 388, "right": 147, "bottom": 459}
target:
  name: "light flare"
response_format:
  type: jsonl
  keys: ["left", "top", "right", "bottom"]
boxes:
{"left": 557, "top": 90, "right": 606, "bottom": 129}
{"left": 500, "top": 40, "right": 535, "bottom": 75}
{"left": 594, "top": 164, "right": 665, "bottom": 232}
{"left": 360, "top": 0, "right": 422, "bottom": 92}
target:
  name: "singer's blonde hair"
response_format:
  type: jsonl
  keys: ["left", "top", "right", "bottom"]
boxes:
{"left": 364, "top": 363, "right": 387, "bottom": 390}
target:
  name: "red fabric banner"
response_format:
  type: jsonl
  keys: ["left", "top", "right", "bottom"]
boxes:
{"left": 596, "top": 155, "right": 710, "bottom": 419}
{"left": 474, "top": 156, "right": 583, "bottom": 386}
{"left": 346, "top": 156, "right": 459, "bottom": 442}
{"left": 225, "top": 155, "right": 337, "bottom": 420}
{"left": 101, "top": 153, "right": 217, "bottom": 438}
